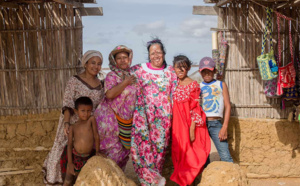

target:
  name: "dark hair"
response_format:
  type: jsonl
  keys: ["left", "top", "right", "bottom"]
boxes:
{"left": 146, "top": 37, "right": 167, "bottom": 68}
{"left": 173, "top": 55, "right": 192, "bottom": 71}
{"left": 75, "top": 96, "right": 93, "bottom": 109}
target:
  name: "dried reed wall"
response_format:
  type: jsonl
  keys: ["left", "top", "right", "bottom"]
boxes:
{"left": 219, "top": 2, "right": 299, "bottom": 119}
{"left": 0, "top": 2, "right": 83, "bottom": 116}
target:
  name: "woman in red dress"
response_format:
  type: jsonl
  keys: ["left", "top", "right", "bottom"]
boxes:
{"left": 170, "top": 55, "right": 211, "bottom": 186}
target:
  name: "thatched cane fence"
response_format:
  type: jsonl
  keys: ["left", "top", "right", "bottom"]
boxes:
{"left": 194, "top": 0, "right": 300, "bottom": 119}
{"left": 0, "top": 1, "right": 103, "bottom": 184}
{"left": 0, "top": 2, "right": 83, "bottom": 116}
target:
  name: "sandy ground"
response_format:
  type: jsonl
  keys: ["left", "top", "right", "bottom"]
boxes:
{"left": 248, "top": 178, "right": 300, "bottom": 186}
{"left": 123, "top": 141, "right": 300, "bottom": 186}
{"left": 124, "top": 139, "right": 219, "bottom": 185}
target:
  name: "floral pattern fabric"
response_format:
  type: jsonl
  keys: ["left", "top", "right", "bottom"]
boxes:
{"left": 130, "top": 63, "right": 177, "bottom": 186}
{"left": 94, "top": 71, "right": 137, "bottom": 170}
{"left": 173, "top": 81, "right": 204, "bottom": 126}
{"left": 42, "top": 76, "right": 104, "bottom": 185}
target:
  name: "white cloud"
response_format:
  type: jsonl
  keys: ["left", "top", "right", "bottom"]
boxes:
{"left": 180, "top": 17, "right": 217, "bottom": 39}
{"left": 105, "top": 0, "right": 205, "bottom": 6}
{"left": 132, "top": 20, "right": 166, "bottom": 35}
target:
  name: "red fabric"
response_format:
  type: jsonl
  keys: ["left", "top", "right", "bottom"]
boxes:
{"left": 278, "top": 63, "right": 296, "bottom": 88}
{"left": 170, "top": 81, "right": 211, "bottom": 186}
{"left": 60, "top": 145, "right": 95, "bottom": 174}
{"left": 276, "top": 13, "right": 296, "bottom": 94}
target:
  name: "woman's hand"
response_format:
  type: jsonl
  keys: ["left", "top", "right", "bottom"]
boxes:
{"left": 123, "top": 75, "right": 136, "bottom": 86}
{"left": 64, "top": 122, "right": 70, "bottom": 136}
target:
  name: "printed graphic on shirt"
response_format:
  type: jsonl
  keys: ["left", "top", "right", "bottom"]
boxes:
{"left": 201, "top": 85, "right": 221, "bottom": 113}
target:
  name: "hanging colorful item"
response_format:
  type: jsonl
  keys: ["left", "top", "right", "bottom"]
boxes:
{"left": 212, "top": 49, "right": 220, "bottom": 78}
{"left": 282, "top": 55, "right": 299, "bottom": 101}
{"left": 216, "top": 31, "right": 228, "bottom": 80}
{"left": 276, "top": 12, "right": 296, "bottom": 96}
{"left": 264, "top": 55, "right": 281, "bottom": 98}
{"left": 257, "top": 8, "right": 278, "bottom": 80}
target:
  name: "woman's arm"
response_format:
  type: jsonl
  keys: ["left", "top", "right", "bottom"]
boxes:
{"left": 105, "top": 75, "right": 135, "bottom": 99}
{"left": 63, "top": 109, "right": 71, "bottom": 135}
{"left": 219, "top": 82, "right": 231, "bottom": 141}
{"left": 62, "top": 77, "right": 76, "bottom": 135}
{"left": 189, "top": 82, "right": 205, "bottom": 127}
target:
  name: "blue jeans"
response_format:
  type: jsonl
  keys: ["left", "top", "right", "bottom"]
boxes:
{"left": 207, "top": 120, "right": 233, "bottom": 162}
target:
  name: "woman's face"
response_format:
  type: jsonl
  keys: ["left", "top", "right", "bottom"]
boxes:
{"left": 115, "top": 52, "right": 130, "bottom": 70}
{"left": 85, "top": 56, "right": 102, "bottom": 76}
{"left": 149, "top": 44, "right": 164, "bottom": 68}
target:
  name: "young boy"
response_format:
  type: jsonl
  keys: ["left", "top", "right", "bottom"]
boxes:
{"left": 60, "top": 96, "right": 100, "bottom": 186}
{"left": 199, "top": 57, "right": 233, "bottom": 163}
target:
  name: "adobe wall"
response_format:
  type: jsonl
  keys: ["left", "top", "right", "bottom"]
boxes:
{"left": 0, "top": 111, "right": 60, "bottom": 185}
{"left": 228, "top": 117, "right": 300, "bottom": 178}
{"left": 1, "top": 112, "right": 299, "bottom": 185}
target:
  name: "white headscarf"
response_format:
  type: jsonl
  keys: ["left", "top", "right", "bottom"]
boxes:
{"left": 81, "top": 50, "right": 103, "bottom": 68}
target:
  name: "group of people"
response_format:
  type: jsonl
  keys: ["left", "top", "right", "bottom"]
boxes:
{"left": 42, "top": 38, "right": 233, "bottom": 186}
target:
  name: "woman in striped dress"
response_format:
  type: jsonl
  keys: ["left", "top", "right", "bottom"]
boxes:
{"left": 94, "top": 45, "right": 137, "bottom": 170}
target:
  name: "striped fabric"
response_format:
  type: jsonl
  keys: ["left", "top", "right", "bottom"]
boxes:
{"left": 115, "top": 113, "right": 132, "bottom": 150}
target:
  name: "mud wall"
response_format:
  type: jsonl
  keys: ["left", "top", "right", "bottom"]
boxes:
{"left": 0, "top": 111, "right": 60, "bottom": 185}
{"left": 228, "top": 117, "right": 300, "bottom": 178}
{"left": 1, "top": 113, "right": 300, "bottom": 185}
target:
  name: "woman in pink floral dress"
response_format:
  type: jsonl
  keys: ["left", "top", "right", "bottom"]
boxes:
{"left": 131, "top": 39, "right": 177, "bottom": 186}
{"left": 43, "top": 50, "right": 105, "bottom": 185}
{"left": 94, "top": 45, "right": 137, "bottom": 170}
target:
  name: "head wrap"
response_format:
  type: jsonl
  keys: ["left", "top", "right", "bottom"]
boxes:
{"left": 81, "top": 50, "right": 103, "bottom": 68}
{"left": 108, "top": 45, "right": 133, "bottom": 79}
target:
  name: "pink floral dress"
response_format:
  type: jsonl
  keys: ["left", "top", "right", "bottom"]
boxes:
{"left": 94, "top": 71, "right": 137, "bottom": 170}
{"left": 43, "top": 76, "right": 104, "bottom": 185}
{"left": 130, "top": 63, "right": 177, "bottom": 186}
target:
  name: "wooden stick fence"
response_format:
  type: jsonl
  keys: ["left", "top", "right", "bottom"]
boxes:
{"left": 218, "top": 2, "right": 299, "bottom": 119}
{"left": 0, "top": 2, "right": 82, "bottom": 115}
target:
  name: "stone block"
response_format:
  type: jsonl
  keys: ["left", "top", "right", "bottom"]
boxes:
{"left": 0, "top": 125, "right": 6, "bottom": 139}
{"left": 6, "top": 124, "right": 16, "bottom": 139}
{"left": 229, "top": 117, "right": 300, "bottom": 178}
{"left": 198, "top": 162, "right": 248, "bottom": 186}
{"left": 75, "top": 156, "right": 136, "bottom": 186}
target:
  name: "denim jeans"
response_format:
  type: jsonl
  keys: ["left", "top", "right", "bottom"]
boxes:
{"left": 207, "top": 120, "right": 233, "bottom": 162}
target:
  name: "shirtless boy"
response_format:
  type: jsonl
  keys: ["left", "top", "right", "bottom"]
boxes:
{"left": 61, "top": 96, "right": 100, "bottom": 186}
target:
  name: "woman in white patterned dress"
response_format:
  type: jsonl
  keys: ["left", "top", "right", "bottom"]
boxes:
{"left": 42, "top": 50, "right": 105, "bottom": 185}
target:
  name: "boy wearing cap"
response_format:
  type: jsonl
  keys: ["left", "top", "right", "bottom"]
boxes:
{"left": 199, "top": 57, "right": 233, "bottom": 162}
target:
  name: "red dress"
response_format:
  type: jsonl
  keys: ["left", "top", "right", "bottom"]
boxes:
{"left": 170, "top": 81, "right": 211, "bottom": 186}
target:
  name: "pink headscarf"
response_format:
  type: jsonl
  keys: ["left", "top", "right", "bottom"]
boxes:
{"left": 108, "top": 45, "right": 133, "bottom": 79}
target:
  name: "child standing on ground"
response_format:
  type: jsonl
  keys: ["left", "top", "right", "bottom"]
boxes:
{"left": 60, "top": 97, "right": 101, "bottom": 186}
{"left": 170, "top": 55, "right": 211, "bottom": 186}
{"left": 199, "top": 57, "right": 233, "bottom": 162}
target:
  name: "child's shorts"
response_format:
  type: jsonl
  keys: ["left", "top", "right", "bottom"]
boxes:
{"left": 60, "top": 145, "right": 95, "bottom": 174}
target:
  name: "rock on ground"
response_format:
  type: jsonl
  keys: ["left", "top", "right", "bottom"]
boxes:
{"left": 198, "top": 161, "right": 248, "bottom": 186}
{"left": 75, "top": 156, "right": 136, "bottom": 186}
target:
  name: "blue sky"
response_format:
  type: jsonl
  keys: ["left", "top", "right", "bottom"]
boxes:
{"left": 83, "top": 0, "right": 217, "bottom": 70}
